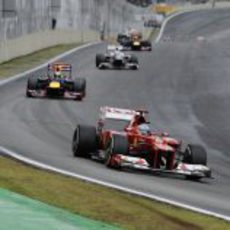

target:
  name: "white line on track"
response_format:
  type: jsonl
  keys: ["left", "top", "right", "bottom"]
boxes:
{"left": 0, "top": 146, "right": 229, "bottom": 221}
{"left": 155, "top": 7, "right": 212, "bottom": 43}
{"left": 155, "top": 12, "right": 183, "bottom": 43}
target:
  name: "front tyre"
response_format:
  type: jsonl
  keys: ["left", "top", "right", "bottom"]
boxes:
{"left": 183, "top": 144, "right": 207, "bottom": 165}
{"left": 26, "top": 76, "right": 38, "bottom": 97}
{"left": 130, "top": 55, "right": 138, "bottom": 64}
{"left": 105, "top": 134, "right": 129, "bottom": 168}
{"left": 74, "top": 78, "right": 86, "bottom": 99}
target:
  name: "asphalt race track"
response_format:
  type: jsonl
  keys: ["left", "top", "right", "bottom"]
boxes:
{"left": 1, "top": 9, "right": 230, "bottom": 218}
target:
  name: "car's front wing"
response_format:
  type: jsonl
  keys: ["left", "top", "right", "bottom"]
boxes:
{"left": 27, "top": 89, "right": 83, "bottom": 100}
{"left": 98, "top": 62, "right": 139, "bottom": 70}
{"left": 113, "top": 155, "right": 212, "bottom": 179}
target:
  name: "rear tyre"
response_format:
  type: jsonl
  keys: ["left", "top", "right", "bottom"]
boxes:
{"left": 183, "top": 144, "right": 207, "bottom": 165}
{"left": 96, "top": 54, "right": 105, "bottom": 68}
{"left": 72, "top": 125, "right": 98, "bottom": 158}
{"left": 74, "top": 78, "right": 86, "bottom": 99}
{"left": 26, "top": 76, "right": 38, "bottom": 97}
{"left": 129, "top": 55, "right": 138, "bottom": 70}
{"left": 105, "top": 134, "right": 129, "bottom": 168}
{"left": 142, "top": 40, "right": 152, "bottom": 51}
{"left": 130, "top": 55, "right": 138, "bottom": 64}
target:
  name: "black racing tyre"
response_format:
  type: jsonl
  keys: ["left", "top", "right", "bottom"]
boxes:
{"left": 26, "top": 76, "right": 38, "bottom": 97}
{"left": 27, "top": 76, "right": 38, "bottom": 90}
{"left": 117, "top": 34, "right": 124, "bottom": 43}
{"left": 183, "top": 144, "right": 207, "bottom": 165}
{"left": 148, "top": 44, "right": 152, "bottom": 51}
{"left": 105, "top": 134, "right": 129, "bottom": 168}
{"left": 141, "top": 40, "right": 152, "bottom": 51}
{"left": 96, "top": 54, "right": 105, "bottom": 67}
{"left": 74, "top": 78, "right": 86, "bottom": 98}
{"left": 72, "top": 125, "right": 98, "bottom": 157}
{"left": 130, "top": 55, "right": 138, "bottom": 64}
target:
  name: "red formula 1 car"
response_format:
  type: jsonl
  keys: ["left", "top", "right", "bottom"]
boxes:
{"left": 72, "top": 107, "right": 211, "bottom": 180}
{"left": 26, "top": 62, "right": 86, "bottom": 100}
{"left": 120, "top": 30, "right": 152, "bottom": 51}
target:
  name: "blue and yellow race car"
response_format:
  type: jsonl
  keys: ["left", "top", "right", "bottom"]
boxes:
{"left": 118, "top": 30, "right": 152, "bottom": 51}
{"left": 26, "top": 62, "right": 86, "bottom": 100}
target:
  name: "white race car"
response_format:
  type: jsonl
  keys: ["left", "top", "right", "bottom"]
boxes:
{"left": 96, "top": 45, "right": 139, "bottom": 70}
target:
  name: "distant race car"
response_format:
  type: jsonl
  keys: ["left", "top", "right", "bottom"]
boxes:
{"left": 117, "top": 33, "right": 131, "bottom": 46}
{"left": 72, "top": 106, "right": 211, "bottom": 180}
{"left": 144, "top": 19, "right": 161, "bottom": 28}
{"left": 118, "top": 30, "right": 152, "bottom": 51}
{"left": 26, "top": 62, "right": 86, "bottom": 100}
{"left": 96, "top": 45, "right": 139, "bottom": 70}
{"left": 144, "top": 14, "right": 164, "bottom": 28}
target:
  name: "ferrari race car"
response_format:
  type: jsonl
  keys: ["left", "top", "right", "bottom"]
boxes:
{"left": 72, "top": 107, "right": 211, "bottom": 180}
{"left": 117, "top": 30, "right": 152, "bottom": 51}
{"left": 26, "top": 62, "right": 86, "bottom": 100}
{"left": 96, "top": 45, "right": 139, "bottom": 70}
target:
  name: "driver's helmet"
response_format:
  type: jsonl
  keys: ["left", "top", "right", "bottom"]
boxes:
{"left": 114, "top": 47, "right": 120, "bottom": 53}
{"left": 54, "top": 70, "right": 61, "bottom": 78}
{"left": 138, "top": 123, "right": 150, "bottom": 135}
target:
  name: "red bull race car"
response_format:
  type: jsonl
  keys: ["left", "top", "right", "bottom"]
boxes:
{"left": 118, "top": 30, "right": 152, "bottom": 51}
{"left": 26, "top": 62, "right": 86, "bottom": 100}
{"left": 72, "top": 107, "right": 211, "bottom": 180}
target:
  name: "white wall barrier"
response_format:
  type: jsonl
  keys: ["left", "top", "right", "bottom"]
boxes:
{"left": 0, "top": 0, "right": 139, "bottom": 63}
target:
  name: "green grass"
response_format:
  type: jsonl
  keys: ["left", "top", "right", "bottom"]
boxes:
{"left": 0, "top": 156, "right": 229, "bottom": 230}
{"left": 0, "top": 43, "right": 80, "bottom": 78}
{"left": 149, "top": 28, "right": 160, "bottom": 41}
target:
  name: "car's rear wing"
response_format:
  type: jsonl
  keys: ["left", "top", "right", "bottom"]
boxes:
{"left": 100, "top": 106, "right": 138, "bottom": 121}
{"left": 48, "top": 63, "right": 72, "bottom": 72}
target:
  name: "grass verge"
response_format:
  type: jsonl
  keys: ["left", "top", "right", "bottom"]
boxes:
{"left": 0, "top": 156, "right": 229, "bottom": 230}
{"left": 0, "top": 43, "right": 229, "bottom": 229}
{"left": 148, "top": 28, "right": 160, "bottom": 41}
{"left": 0, "top": 43, "right": 81, "bottom": 79}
